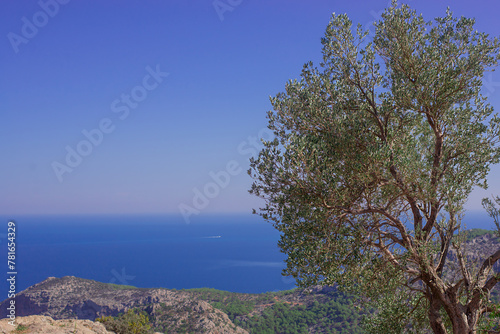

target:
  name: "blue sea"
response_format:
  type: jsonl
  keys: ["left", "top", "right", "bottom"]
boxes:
{"left": 0, "top": 214, "right": 295, "bottom": 296}
{"left": 0, "top": 212, "right": 495, "bottom": 298}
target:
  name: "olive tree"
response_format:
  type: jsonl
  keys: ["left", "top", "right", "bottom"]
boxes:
{"left": 249, "top": 2, "right": 500, "bottom": 333}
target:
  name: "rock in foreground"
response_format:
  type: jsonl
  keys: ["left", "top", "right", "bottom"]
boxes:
{"left": 0, "top": 315, "right": 112, "bottom": 334}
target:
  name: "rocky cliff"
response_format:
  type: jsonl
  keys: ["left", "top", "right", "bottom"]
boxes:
{"left": 0, "top": 276, "right": 247, "bottom": 334}
{"left": 445, "top": 231, "right": 500, "bottom": 290}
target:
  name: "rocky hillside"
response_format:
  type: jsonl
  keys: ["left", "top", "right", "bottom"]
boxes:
{"left": 446, "top": 230, "right": 500, "bottom": 295}
{"left": 0, "top": 276, "right": 364, "bottom": 333}
{"left": 0, "top": 276, "right": 247, "bottom": 334}
{"left": 464, "top": 231, "right": 500, "bottom": 264}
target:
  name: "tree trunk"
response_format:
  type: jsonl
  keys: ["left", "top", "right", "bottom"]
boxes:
{"left": 426, "top": 283, "right": 483, "bottom": 334}
{"left": 448, "top": 311, "right": 472, "bottom": 334}
{"left": 429, "top": 296, "right": 448, "bottom": 334}
{"left": 433, "top": 299, "right": 481, "bottom": 334}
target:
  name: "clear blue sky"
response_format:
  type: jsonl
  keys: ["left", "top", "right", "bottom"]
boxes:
{"left": 1, "top": 0, "right": 500, "bottom": 219}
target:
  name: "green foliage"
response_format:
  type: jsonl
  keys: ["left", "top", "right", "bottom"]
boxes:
{"left": 338, "top": 258, "right": 432, "bottom": 333}
{"left": 239, "top": 298, "right": 365, "bottom": 334}
{"left": 107, "top": 283, "right": 138, "bottom": 290}
{"left": 249, "top": 0, "right": 500, "bottom": 332}
{"left": 362, "top": 291, "right": 430, "bottom": 333}
{"left": 14, "top": 324, "right": 28, "bottom": 332}
{"left": 483, "top": 196, "right": 500, "bottom": 238}
{"left": 96, "top": 309, "right": 153, "bottom": 334}
{"left": 478, "top": 304, "right": 500, "bottom": 333}
{"left": 465, "top": 228, "right": 496, "bottom": 241}
{"left": 189, "top": 287, "right": 254, "bottom": 321}
{"left": 186, "top": 287, "right": 366, "bottom": 333}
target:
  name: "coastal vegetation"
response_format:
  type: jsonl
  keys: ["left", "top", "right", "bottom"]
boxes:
{"left": 98, "top": 286, "right": 367, "bottom": 333}
{"left": 187, "top": 287, "right": 365, "bottom": 333}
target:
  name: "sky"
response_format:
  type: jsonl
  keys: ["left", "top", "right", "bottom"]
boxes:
{"left": 1, "top": 0, "right": 500, "bottom": 221}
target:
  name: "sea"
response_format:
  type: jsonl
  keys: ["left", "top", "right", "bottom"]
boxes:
{"left": 0, "top": 211, "right": 495, "bottom": 298}
{"left": 0, "top": 214, "right": 295, "bottom": 297}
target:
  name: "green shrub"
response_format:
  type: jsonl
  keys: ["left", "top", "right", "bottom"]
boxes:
{"left": 96, "top": 309, "right": 153, "bottom": 334}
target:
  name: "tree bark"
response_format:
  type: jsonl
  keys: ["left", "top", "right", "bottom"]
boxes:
{"left": 428, "top": 289, "right": 483, "bottom": 334}
{"left": 425, "top": 275, "right": 483, "bottom": 334}
{"left": 429, "top": 296, "right": 448, "bottom": 334}
{"left": 446, "top": 304, "right": 473, "bottom": 334}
